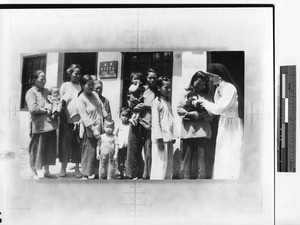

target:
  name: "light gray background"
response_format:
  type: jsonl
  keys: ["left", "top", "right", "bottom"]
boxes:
{"left": 0, "top": 2, "right": 298, "bottom": 225}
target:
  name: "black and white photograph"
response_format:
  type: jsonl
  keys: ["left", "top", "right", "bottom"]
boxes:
{"left": 0, "top": 3, "right": 299, "bottom": 225}
{"left": 18, "top": 50, "right": 245, "bottom": 181}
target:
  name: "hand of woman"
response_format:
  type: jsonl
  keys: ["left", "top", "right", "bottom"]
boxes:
{"left": 45, "top": 108, "right": 52, "bottom": 116}
{"left": 113, "top": 154, "right": 118, "bottom": 161}
{"left": 73, "top": 121, "right": 80, "bottom": 131}
{"left": 157, "top": 138, "right": 165, "bottom": 151}
{"left": 96, "top": 152, "right": 100, "bottom": 160}
{"left": 93, "top": 129, "right": 101, "bottom": 140}
{"left": 192, "top": 97, "right": 205, "bottom": 107}
{"left": 96, "top": 146, "right": 101, "bottom": 160}
{"left": 133, "top": 103, "right": 145, "bottom": 112}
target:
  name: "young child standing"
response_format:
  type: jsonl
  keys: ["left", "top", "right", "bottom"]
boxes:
{"left": 150, "top": 76, "right": 177, "bottom": 180}
{"left": 114, "top": 108, "right": 131, "bottom": 179}
{"left": 96, "top": 119, "right": 119, "bottom": 180}
{"left": 128, "top": 72, "right": 145, "bottom": 126}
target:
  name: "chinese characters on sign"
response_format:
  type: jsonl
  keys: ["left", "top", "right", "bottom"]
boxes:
{"left": 99, "top": 61, "right": 118, "bottom": 78}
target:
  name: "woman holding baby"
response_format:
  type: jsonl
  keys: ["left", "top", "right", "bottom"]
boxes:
{"left": 177, "top": 71, "right": 213, "bottom": 179}
{"left": 25, "top": 70, "right": 58, "bottom": 179}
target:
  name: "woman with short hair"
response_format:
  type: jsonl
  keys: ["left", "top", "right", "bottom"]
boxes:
{"left": 25, "top": 70, "right": 58, "bottom": 179}
{"left": 59, "top": 64, "right": 83, "bottom": 178}
{"left": 77, "top": 75, "right": 107, "bottom": 179}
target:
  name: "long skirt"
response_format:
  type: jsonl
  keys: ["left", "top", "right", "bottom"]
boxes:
{"left": 118, "top": 147, "right": 127, "bottom": 178}
{"left": 29, "top": 130, "right": 57, "bottom": 170}
{"left": 59, "top": 123, "right": 81, "bottom": 164}
{"left": 150, "top": 141, "right": 173, "bottom": 180}
{"left": 81, "top": 133, "right": 97, "bottom": 176}
{"left": 126, "top": 124, "right": 144, "bottom": 179}
{"left": 213, "top": 117, "right": 243, "bottom": 179}
{"left": 181, "top": 138, "right": 210, "bottom": 179}
{"left": 141, "top": 127, "right": 151, "bottom": 179}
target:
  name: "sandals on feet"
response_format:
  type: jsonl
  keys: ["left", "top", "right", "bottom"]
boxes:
{"left": 59, "top": 171, "right": 67, "bottom": 177}
{"left": 44, "top": 173, "right": 58, "bottom": 179}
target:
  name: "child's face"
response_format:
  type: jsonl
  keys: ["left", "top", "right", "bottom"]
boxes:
{"left": 159, "top": 81, "right": 172, "bottom": 99}
{"left": 52, "top": 88, "right": 60, "bottom": 97}
{"left": 104, "top": 125, "right": 114, "bottom": 134}
{"left": 132, "top": 76, "right": 140, "bottom": 85}
{"left": 120, "top": 115, "right": 129, "bottom": 124}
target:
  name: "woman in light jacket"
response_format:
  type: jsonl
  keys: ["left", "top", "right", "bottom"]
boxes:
{"left": 77, "top": 75, "right": 108, "bottom": 179}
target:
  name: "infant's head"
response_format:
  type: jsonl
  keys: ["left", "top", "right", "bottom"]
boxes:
{"left": 50, "top": 87, "right": 60, "bottom": 98}
{"left": 130, "top": 72, "right": 143, "bottom": 85}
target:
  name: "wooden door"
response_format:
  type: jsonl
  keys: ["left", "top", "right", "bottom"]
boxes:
{"left": 63, "top": 53, "right": 97, "bottom": 82}
{"left": 207, "top": 51, "right": 244, "bottom": 119}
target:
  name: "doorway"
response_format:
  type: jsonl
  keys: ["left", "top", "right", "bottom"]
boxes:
{"left": 121, "top": 52, "right": 173, "bottom": 108}
{"left": 207, "top": 51, "right": 245, "bottom": 119}
{"left": 63, "top": 52, "right": 97, "bottom": 82}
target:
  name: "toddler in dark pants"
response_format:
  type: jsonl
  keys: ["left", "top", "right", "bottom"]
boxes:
{"left": 114, "top": 108, "right": 131, "bottom": 179}
{"left": 96, "top": 119, "right": 119, "bottom": 179}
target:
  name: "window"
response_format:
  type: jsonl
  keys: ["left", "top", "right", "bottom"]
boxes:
{"left": 20, "top": 54, "right": 47, "bottom": 110}
{"left": 121, "top": 52, "right": 173, "bottom": 108}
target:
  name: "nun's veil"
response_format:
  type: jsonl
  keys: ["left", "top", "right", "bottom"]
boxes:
{"left": 207, "top": 63, "right": 244, "bottom": 121}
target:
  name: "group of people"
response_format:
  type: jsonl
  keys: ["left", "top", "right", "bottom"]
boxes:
{"left": 25, "top": 63, "right": 243, "bottom": 180}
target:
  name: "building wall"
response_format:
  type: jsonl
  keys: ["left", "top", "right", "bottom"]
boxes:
{"left": 97, "top": 52, "right": 122, "bottom": 121}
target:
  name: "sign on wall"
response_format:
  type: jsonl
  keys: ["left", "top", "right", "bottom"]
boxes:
{"left": 99, "top": 61, "right": 118, "bottom": 78}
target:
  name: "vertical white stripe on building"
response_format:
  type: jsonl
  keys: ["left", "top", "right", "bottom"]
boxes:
{"left": 285, "top": 98, "right": 289, "bottom": 123}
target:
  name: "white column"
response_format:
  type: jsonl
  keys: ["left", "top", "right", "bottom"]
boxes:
{"left": 45, "top": 53, "right": 60, "bottom": 89}
{"left": 97, "top": 52, "right": 122, "bottom": 122}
